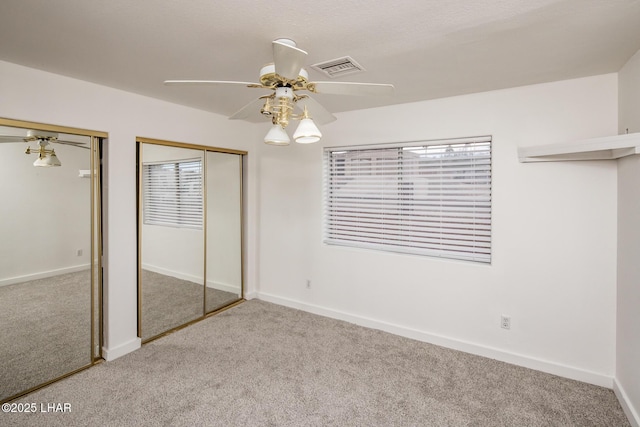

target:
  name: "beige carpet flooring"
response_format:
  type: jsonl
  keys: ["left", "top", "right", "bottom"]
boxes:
{"left": 0, "top": 271, "right": 93, "bottom": 402}
{"left": 2, "top": 300, "right": 631, "bottom": 427}
{"left": 0, "top": 270, "right": 240, "bottom": 402}
{"left": 141, "top": 269, "right": 240, "bottom": 340}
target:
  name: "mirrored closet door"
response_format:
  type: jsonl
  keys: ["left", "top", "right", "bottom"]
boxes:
{"left": 137, "top": 139, "right": 245, "bottom": 342}
{"left": 205, "top": 151, "right": 243, "bottom": 314}
{"left": 0, "top": 118, "right": 104, "bottom": 403}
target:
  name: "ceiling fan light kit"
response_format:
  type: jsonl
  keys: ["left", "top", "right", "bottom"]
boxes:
{"left": 164, "top": 38, "right": 394, "bottom": 146}
{"left": 19, "top": 130, "right": 63, "bottom": 166}
{"left": 25, "top": 139, "right": 62, "bottom": 167}
{"left": 32, "top": 149, "right": 62, "bottom": 167}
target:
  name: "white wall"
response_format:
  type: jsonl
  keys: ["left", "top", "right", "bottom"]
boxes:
{"left": 0, "top": 60, "right": 263, "bottom": 360}
{"left": 616, "top": 49, "right": 640, "bottom": 426}
{"left": 258, "top": 74, "right": 619, "bottom": 386}
{"left": 142, "top": 225, "right": 205, "bottom": 282}
{"left": 0, "top": 139, "right": 91, "bottom": 285}
{"left": 619, "top": 49, "right": 640, "bottom": 135}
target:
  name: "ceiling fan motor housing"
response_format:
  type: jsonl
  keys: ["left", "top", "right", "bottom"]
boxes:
{"left": 275, "top": 86, "right": 293, "bottom": 99}
{"left": 259, "top": 64, "right": 309, "bottom": 89}
{"left": 26, "top": 129, "right": 58, "bottom": 140}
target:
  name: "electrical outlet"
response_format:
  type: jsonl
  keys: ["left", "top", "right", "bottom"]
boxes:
{"left": 501, "top": 315, "right": 511, "bottom": 330}
{"left": 77, "top": 249, "right": 83, "bottom": 257}
{"left": 306, "top": 280, "right": 311, "bottom": 289}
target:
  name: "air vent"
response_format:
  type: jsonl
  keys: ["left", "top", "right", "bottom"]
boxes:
{"left": 311, "top": 56, "right": 365, "bottom": 78}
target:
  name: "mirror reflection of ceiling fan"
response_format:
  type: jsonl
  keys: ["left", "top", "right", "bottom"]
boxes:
{"left": 164, "top": 38, "right": 394, "bottom": 145}
{"left": 0, "top": 129, "right": 89, "bottom": 167}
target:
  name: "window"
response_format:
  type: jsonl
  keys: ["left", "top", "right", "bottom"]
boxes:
{"left": 142, "top": 158, "right": 203, "bottom": 229}
{"left": 323, "top": 136, "right": 491, "bottom": 263}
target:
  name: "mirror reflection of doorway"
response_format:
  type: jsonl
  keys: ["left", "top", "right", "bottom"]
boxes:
{"left": 0, "top": 118, "right": 104, "bottom": 403}
{"left": 137, "top": 139, "right": 245, "bottom": 342}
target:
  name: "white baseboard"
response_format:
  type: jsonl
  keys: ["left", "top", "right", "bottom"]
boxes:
{"left": 257, "top": 292, "right": 613, "bottom": 388}
{"left": 102, "top": 337, "right": 141, "bottom": 361}
{"left": 244, "top": 290, "right": 258, "bottom": 300}
{"left": 206, "top": 280, "right": 241, "bottom": 294}
{"left": 142, "top": 264, "right": 242, "bottom": 293}
{"left": 614, "top": 378, "right": 640, "bottom": 427}
{"left": 142, "top": 263, "right": 203, "bottom": 285}
{"left": 0, "top": 264, "right": 91, "bottom": 287}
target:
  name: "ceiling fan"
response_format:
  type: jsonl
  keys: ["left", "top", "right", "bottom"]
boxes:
{"left": 0, "top": 129, "right": 89, "bottom": 167}
{"left": 164, "top": 38, "right": 394, "bottom": 145}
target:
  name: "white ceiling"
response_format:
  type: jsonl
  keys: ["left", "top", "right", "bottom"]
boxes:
{"left": 1, "top": 0, "right": 639, "bottom": 119}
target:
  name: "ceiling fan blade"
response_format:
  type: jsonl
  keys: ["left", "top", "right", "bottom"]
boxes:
{"left": 56, "top": 140, "right": 91, "bottom": 149}
{"left": 229, "top": 97, "right": 271, "bottom": 123}
{"left": 0, "top": 135, "right": 23, "bottom": 143}
{"left": 55, "top": 133, "right": 91, "bottom": 145}
{"left": 164, "top": 80, "right": 265, "bottom": 88}
{"left": 310, "top": 81, "right": 394, "bottom": 96}
{"left": 272, "top": 40, "right": 307, "bottom": 81}
{"left": 296, "top": 96, "right": 336, "bottom": 125}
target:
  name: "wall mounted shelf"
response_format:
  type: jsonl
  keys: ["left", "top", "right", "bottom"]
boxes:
{"left": 518, "top": 132, "right": 640, "bottom": 162}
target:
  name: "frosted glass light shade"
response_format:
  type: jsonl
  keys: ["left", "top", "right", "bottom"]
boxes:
{"left": 33, "top": 154, "right": 48, "bottom": 167}
{"left": 47, "top": 151, "right": 62, "bottom": 167}
{"left": 264, "top": 124, "right": 290, "bottom": 145}
{"left": 33, "top": 151, "right": 62, "bottom": 167}
{"left": 293, "top": 118, "right": 322, "bottom": 144}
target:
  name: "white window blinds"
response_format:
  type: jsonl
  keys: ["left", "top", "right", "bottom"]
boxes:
{"left": 143, "top": 159, "right": 203, "bottom": 229}
{"left": 323, "top": 136, "right": 492, "bottom": 263}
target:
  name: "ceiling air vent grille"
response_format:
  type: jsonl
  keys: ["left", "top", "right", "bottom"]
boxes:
{"left": 311, "top": 56, "right": 365, "bottom": 78}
